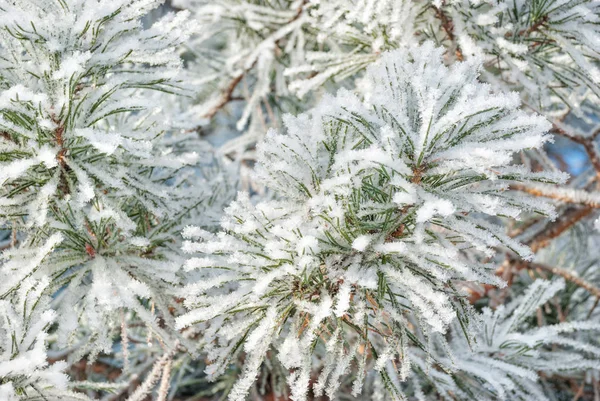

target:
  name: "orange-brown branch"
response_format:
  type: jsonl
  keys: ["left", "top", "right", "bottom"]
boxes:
{"left": 510, "top": 184, "right": 600, "bottom": 208}
{"left": 526, "top": 206, "right": 593, "bottom": 253}
{"left": 525, "top": 261, "right": 600, "bottom": 299}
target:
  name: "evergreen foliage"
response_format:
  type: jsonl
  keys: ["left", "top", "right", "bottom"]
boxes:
{"left": 176, "top": 44, "right": 577, "bottom": 401}
{"left": 1, "top": 1, "right": 600, "bottom": 400}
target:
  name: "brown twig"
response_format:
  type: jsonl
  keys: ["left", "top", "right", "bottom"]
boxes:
{"left": 202, "top": 73, "right": 245, "bottom": 120}
{"left": 587, "top": 297, "right": 600, "bottom": 319}
{"left": 51, "top": 116, "right": 71, "bottom": 195}
{"left": 488, "top": 203, "right": 596, "bottom": 307}
{"left": 435, "top": 7, "right": 454, "bottom": 41}
{"left": 571, "top": 380, "right": 586, "bottom": 401}
{"left": 510, "top": 183, "right": 600, "bottom": 208}
{"left": 0, "top": 131, "right": 11, "bottom": 142}
{"left": 518, "top": 15, "right": 549, "bottom": 37}
{"left": 526, "top": 206, "right": 594, "bottom": 253}
{"left": 510, "top": 114, "right": 600, "bottom": 252}
{"left": 582, "top": 140, "right": 600, "bottom": 179}
{"left": 551, "top": 123, "right": 600, "bottom": 179}
{"left": 11, "top": 222, "right": 16, "bottom": 248}
{"left": 54, "top": 124, "right": 66, "bottom": 168}
{"left": 433, "top": 4, "right": 463, "bottom": 61}
{"left": 525, "top": 261, "right": 600, "bottom": 299}
{"left": 202, "top": 0, "right": 308, "bottom": 121}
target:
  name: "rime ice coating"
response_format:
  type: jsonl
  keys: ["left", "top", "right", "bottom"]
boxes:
{"left": 177, "top": 43, "right": 566, "bottom": 401}
{"left": 0, "top": 2, "right": 223, "bottom": 397}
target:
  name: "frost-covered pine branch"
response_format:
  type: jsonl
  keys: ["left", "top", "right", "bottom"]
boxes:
{"left": 173, "top": 0, "right": 430, "bottom": 155}
{"left": 0, "top": 276, "right": 87, "bottom": 400}
{"left": 176, "top": 43, "right": 575, "bottom": 401}
{"left": 1, "top": 1, "right": 600, "bottom": 400}
{"left": 446, "top": 0, "right": 600, "bottom": 115}
{"left": 176, "top": 0, "right": 600, "bottom": 136}
{"left": 0, "top": 0, "right": 225, "bottom": 378}
{"left": 404, "top": 278, "right": 600, "bottom": 400}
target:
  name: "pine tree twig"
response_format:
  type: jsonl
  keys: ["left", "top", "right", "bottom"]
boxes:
{"left": 11, "top": 227, "right": 15, "bottom": 246}
{"left": 54, "top": 121, "right": 67, "bottom": 169}
{"left": 587, "top": 297, "right": 600, "bottom": 319}
{"left": 523, "top": 103, "right": 600, "bottom": 179}
{"left": 510, "top": 183, "right": 600, "bottom": 208}
{"left": 124, "top": 343, "right": 180, "bottom": 401}
{"left": 203, "top": 72, "right": 245, "bottom": 120}
{"left": 526, "top": 206, "right": 594, "bottom": 253}
{"left": 0, "top": 131, "right": 13, "bottom": 142}
{"left": 501, "top": 203, "right": 597, "bottom": 307}
{"left": 551, "top": 123, "right": 600, "bottom": 177}
{"left": 156, "top": 358, "right": 173, "bottom": 401}
{"left": 518, "top": 15, "right": 549, "bottom": 36}
{"left": 509, "top": 115, "right": 600, "bottom": 245}
{"left": 524, "top": 261, "right": 600, "bottom": 299}
{"left": 51, "top": 116, "right": 71, "bottom": 195}
{"left": 432, "top": 4, "right": 463, "bottom": 60}
{"left": 582, "top": 140, "right": 600, "bottom": 178}
{"left": 572, "top": 380, "right": 586, "bottom": 401}
{"left": 202, "top": 0, "right": 308, "bottom": 120}
{"left": 121, "top": 310, "right": 130, "bottom": 373}
{"left": 433, "top": 2, "right": 454, "bottom": 41}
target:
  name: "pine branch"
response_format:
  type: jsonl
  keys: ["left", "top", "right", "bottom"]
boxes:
{"left": 433, "top": 3, "right": 463, "bottom": 60}
{"left": 511, "top": 183, "right": 600, "bottom": 208}
{"left": 203, "top": 72, "right": 245, "bottom": 120}
{"left": 201, "top": 0, "right": 308, "bottom": 121}
{"left": 525, "top": 261, "right": 600, "bottom": 299}
{"left": 526, "top": 206, "right": 593, "bottom": 253}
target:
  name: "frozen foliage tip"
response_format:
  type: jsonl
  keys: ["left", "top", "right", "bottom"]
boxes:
{"left": 0, "top": 284, "right": 70, "bottom": 400}
{"left": 405, "top": 279, "right": 600, "bottom": 400}
{"left": 177, "top": 44, "right": 569, "bottom": 401}
{"left": 448, "top": 0, "right": 600, "bottom": 113}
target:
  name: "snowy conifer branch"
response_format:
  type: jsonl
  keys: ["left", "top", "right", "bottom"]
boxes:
{"left": 0, "top": 0, "right": 232, "bottom": 397}
{"left": 511, "top": 183, "right": 600, "bottom": 209}
{"left": 420, "top": 279, "right": 600, "bottom": 400}
{"left": 526, "top": 261, "right": 600, "bottom": 299}
{"left": 447, "top": 0, "right": 600, "bottom": 113}
{"left": 0, "top": 279, "right": 90, "bottom": 400}
{"left": 2, "top": 1, "right": 600, "bottom": 400}
{"left": 176, "top": 43, "right": 576, "bottom": 400}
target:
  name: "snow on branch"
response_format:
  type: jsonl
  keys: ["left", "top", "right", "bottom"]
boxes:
{"left": 177, "top": 43, "right": 566, "bottom": 401}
